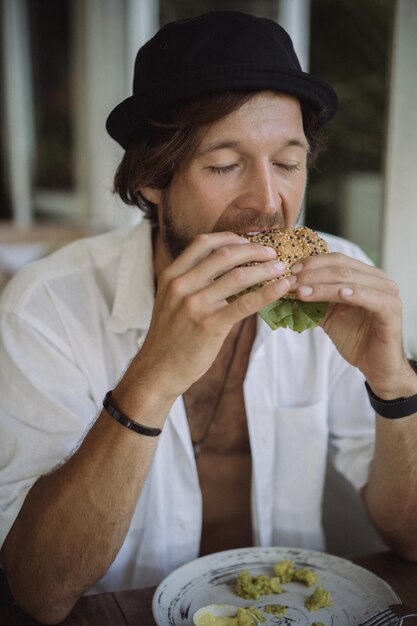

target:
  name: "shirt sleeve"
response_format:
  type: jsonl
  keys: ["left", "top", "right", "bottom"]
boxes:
{"left": 0, "top": 305, "right": 97, "bottom": 551}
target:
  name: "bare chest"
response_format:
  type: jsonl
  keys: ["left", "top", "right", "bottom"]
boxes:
{"left": 183, "top": 316, "right": 256, "bottom": 456}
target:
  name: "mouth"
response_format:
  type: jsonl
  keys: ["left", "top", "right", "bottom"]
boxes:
{"left": 241, "top": 228, "right": 276, "bottom": 236}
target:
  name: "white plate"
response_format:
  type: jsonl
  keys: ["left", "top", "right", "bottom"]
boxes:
{"left": 152, "top": 546, "right": 400, "bottom": 626}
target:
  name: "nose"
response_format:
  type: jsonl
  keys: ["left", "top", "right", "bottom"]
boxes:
{"left": 236, "top": 163, "right": 281, "bottom": 215}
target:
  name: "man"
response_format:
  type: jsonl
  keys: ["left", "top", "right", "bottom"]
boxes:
{"left": 1, "top": 10, "right": 417, "bottom": 625}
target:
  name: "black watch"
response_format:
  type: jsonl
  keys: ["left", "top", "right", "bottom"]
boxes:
{"left": 365, "top": 358, "right": 417, "bottom": 419}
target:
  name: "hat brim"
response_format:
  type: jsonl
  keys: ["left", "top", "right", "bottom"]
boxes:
{"left": 106, "top": 67, "right": 337, "bottom": 150}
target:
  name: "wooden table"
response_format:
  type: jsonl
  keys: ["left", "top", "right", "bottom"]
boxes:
{"left": 1, "top": 552, "right": 417, "bottom": 625}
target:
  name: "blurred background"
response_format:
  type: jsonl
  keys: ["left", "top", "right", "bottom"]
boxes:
{"left": 0, "top": 0, "right": 416, "bottom": 356}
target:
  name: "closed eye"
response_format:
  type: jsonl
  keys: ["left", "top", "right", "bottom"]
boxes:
{"left": 207, "top": 164, "right": 238, "bottom": 174}
{"left": 275, "top": 163, "right": 300, "bottom": 173}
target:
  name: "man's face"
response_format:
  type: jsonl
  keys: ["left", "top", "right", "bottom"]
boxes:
{"left": 146, "top": 91, "right": 309, "bottom": 261}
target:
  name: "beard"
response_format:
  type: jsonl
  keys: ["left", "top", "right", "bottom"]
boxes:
{"left": 159, "top": 188, "right": 300, "bottom": 261}
{"left": 160, "top": 190, "right": 194, "bottom": 260}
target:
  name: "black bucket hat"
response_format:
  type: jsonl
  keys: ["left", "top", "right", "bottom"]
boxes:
{"left": 106, "top": 10, "right": 338, "bottom": 149}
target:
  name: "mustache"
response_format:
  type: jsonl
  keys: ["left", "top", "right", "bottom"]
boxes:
{"left": 212, "top": 212, "right": 285, "bottom": 234}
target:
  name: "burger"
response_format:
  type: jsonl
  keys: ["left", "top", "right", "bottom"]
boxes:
{"left": 243, "top": 226, "right": 330, "bottom": 332}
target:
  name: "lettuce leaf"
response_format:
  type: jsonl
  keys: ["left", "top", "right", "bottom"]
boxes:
{"left": 258, "top": 299, "right": 329, "bottom": 333}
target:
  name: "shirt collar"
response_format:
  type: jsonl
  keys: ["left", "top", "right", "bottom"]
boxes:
{"left": 107, "top": 219, "right": 156, "bottom": 333}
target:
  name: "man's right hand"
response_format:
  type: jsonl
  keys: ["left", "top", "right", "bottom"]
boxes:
{"left": 133, "top": 231, "right": 290, "bottom": 400}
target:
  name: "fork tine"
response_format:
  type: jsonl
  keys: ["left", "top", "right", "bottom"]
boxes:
{"left": 359, "top": 603, "right": 417, "bottom": 626}
{"left": 360, "top": 607, "right": 396, "bottom": 626}
{"left": 371, "top": 613, "right": 397, "bottom": 626}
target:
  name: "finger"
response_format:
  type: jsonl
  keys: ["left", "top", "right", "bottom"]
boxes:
{"left": 172, "top": 261, "right": 288, "bottom": 324}
{"left": 161, "top": 232, "right": 252, "bottom": 280}
{"left": 194, "top": 258, "right": 288, "bottom": 305}
{"left": 216, "top": 277, "right": 292, "bottom": 325}
{"left": 289, "top": 264, "right": 399, "bottom": 298}
{"left": 291, "top": 252, "right": 383, "bottom": 276}
{"left": 195, "top": 241, "right": 278, "bottom": 283}
{"left": 293, "top": 281, "right": 402, "bottom": 320}
{"left": 160, "top": 238, "right": 279, "bottom": 297}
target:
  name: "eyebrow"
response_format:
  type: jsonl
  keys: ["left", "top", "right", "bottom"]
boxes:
{"left": 197, "top": 138, "right": 310, "bottom": 157}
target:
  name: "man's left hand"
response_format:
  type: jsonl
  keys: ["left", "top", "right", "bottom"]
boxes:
{"left": 289, "top": 252, "right": 415, "bottom": 398}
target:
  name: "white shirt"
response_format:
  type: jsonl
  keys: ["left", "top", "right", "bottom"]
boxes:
{"left": 0, "top": 219, "right": 375, "bottom": 593}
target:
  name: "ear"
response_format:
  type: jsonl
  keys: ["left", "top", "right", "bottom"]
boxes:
{"left": 139, "top": 186, "right": 162, "bottom": 205}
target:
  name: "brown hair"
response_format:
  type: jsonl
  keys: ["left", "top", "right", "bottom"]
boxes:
{"left": 113, "top": 91, "right": 326, "bottom": 225}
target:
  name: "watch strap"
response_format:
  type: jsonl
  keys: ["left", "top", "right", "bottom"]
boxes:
{"left": 365, "top": 359, "right": 417, "bottom": 419}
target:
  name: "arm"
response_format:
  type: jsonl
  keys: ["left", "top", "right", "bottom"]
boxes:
{"left": 1, "top": 387, "right": 170, "bottom": 625}
{"left": 288, "top": 252, "right": 417, "bottom": 558}
{"left": 1, "top": 232, "right": 289, "bottom": 624}
{"left": 361, "top": 362, "right": 417, "bottom": 560}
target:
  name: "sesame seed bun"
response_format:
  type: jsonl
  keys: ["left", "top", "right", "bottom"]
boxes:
{"left": 245, "top": 226, "right": 330, "bottom": 274}
{"left": 244, "top": 226, "right": 330, "bottom": 299}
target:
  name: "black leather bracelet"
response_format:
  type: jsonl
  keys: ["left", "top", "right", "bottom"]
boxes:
{"left": 365, "top": 359, "right": 417, "bottom": 419}
{"left": 103, "top": 391, "right": 162, "bottom": 436}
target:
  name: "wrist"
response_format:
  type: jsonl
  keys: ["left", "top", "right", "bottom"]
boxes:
{"left": 366, "top": 359, "right": 417, "bottom": 400}
{"left": 111, "top": 379, "right": 177, "bottom": 432}
{"left": 365, "top": 359, "right": 417, "bottom": 419}
{"left": 103, "top": 391, "right": 163, "bottom": 436}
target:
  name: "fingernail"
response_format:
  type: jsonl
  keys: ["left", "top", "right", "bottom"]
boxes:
{"left": 273, "top": 261, "right": 286, "bottom": 271}
{"left": 264, "top": 246, "right": 276, "bottom": 256}
{"left": 291, "top": 263, "right": 303, "bottom": 273}
{"left": 341, "top": 287, "right": 353, "bottom": 296}
{"left": 287, "top": 275, "right": 297, "bottom": 285}
{"left": 299, "top": 286, "right": 313, "bottom": 296}
{"left": 238, "top": 236, "right": 251, "bottom": 243}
